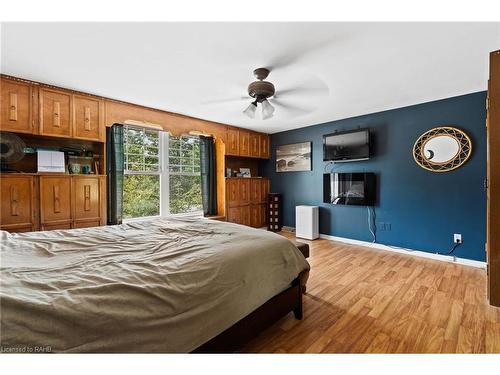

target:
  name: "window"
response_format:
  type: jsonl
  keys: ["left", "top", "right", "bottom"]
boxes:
{"left": 123, "top": 125, "right": 202, "bottom": 219}
{"left": 167, "top": 135, "right": 202, "bottom": 214}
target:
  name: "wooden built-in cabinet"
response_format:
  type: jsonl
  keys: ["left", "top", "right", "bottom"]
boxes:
{"left": 225, "top": 177, "right": 269, "bottom": 228}
{"left": 39, "top": 88, "right": 72, "bottom": 138}
{"left": 260, "top": 134, "right": 270, "bottom": 159}
{"left": 226, "top": 127, "right": 270, "bottom": 159}
{"left": 0, "top": 78, "right": 36, "bottom": 134}
{"left": 0, "top": 175, "right": 37, "bottom": 232}
{"left": 0, "top": 174, "right": 106, "bottom": 232}
{"left": 39, "top": 175, "right": 72, "bottom": 229}
{"left": 250, "top": 133, "right": 260, "bottom": 157}
{"left": 1, "top": 76, "right": 105, "bottom": 142}
{"left": 73, "top": 95, "right": 105, "bottom": 141}
{"left": 239, "top": 130, "right": 250, "bottom": 157}
{"left": 226, "top": 128, "right": 239, "bottom": 155}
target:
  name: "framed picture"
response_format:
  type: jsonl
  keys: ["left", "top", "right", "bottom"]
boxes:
{"left": 239, "top": 168, "right": 251, "bottom": 178}
{"left": 276, "top": 142, "right": 312, "bottom": 172}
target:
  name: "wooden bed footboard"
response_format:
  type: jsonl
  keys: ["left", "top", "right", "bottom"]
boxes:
{"left": 192, "top": 272, "right": 305, "bottom": 353}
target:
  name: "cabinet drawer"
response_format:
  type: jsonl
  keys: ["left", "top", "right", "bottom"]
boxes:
{"left": 260, "top": 179, "right": 270, "bottom": 203}
{"left": 74, "top": 219, "right": 101, "bottom": 229}
{"left": 42, "top": 222, "right": 72, "bottom": 231}
{"left": 240, "top": 205, "right": 250, "bottom": 226}
{"left": 226, "top": 128, "right": 239, "bottom": 156}
{"left": 250, "top": 204, "right": 261, "bottom": 228}
{"left": 73, "top": 176, "right": 101, "bottom": 220}
{"left": 238, "top": 179, "right": 251, "bottom": 205}
{"left": 39, "top": 88, "right": 72, "bottom": 137}
{"left": 226, "top": 178, "right": 239, "bottom": 208}
{"left": 260, "top": 134, "right": 270, "bottom": 159}
{"left": 250, "top": 133, "right": 260, "bottom": 157}
{"left": 0, "top": 78, "right": 34, "bottom": 134}
{"left": 40, "top": 176, "right": 72, "bottom": 223}
{"left": 0, "top": 175, "right": 34, "bottom": 228}
{"left": 239, "top": 130, "right": 250, "bottom": 156}
{"left": 250, "top": 179, "right": 262, "bottom": 202}
{"left": 227, "top": 207, "right": 241, "bottom": 224}
{"left": 73, "top": 95, "right": 103, "bottom": 141}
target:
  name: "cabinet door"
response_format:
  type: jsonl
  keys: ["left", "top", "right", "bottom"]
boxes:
{"left": 40, "top": 176, "right": 72, "bottom": 226}
{"left": 227, "top": 207, "right": 241, "bottom": 224}
{"left": 240, "top": 205, "right": 251, "bottom": 226}
{"left": 73, "top": 95, "right": 104, "bottom": 141}
{"left": 0, "top": 175, "right": 35, "bottom": 231}
{"left": 226, "top": 178, "right": 239, "bottom": 208}
{"left": 73, "top": 176, "right": 101, "bottom": 222}
{"left": 1, "top": 78, "right": 34, "bottom": 134}
{"left": 226, "top": 128, "right": 239, "bottom": 156}
{"left": 260, "top": 178, "right": 270, "bottom": 203}
{"left": 39, "top": 88, "right": 72, "bottom": 137}
{"left": 250, "top": 204, "right": 262, "bottom": 227}
{"left": 260, "top": 134, "right": 270, "bottom": 159}
{"left": 250, "top": 178, "right": 261, "bottom": 202}
{"left": 239, "top": 130, "right": 250, "bottom": 156}
{"left": 259, "top": 203, "right": 267, "bottom": 227}
{"left": 239, "top": 178, "right": 250, "bottom": 205}
{"left": 250, "top": 133, "right": 260, "bottom": 157}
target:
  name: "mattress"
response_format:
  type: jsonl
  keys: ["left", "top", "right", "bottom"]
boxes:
{"left": 0, "top": 217, "right": 309, "bottom": 353}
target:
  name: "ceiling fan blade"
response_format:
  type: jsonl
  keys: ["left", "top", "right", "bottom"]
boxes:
{"left": 200, "top": 96, "right": 248, "bottom": 105}
{"left": 266, "top": 38, "right": 337, "bottom": 72}
{"left": 274, "top": 76, "right": 330, "bottom": 99}
{"left": 270, "top": 98, "right": 316, "bottom": 118}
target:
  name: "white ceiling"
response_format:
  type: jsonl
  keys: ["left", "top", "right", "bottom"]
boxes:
{"left": 1, "top": 22, "right": 499, "bottom": 134}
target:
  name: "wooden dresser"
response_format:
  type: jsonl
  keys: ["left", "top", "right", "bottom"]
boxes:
{"left": 225, "top": 177, "right": 269, "bottom": 228}
{"left": 1, "top": 75, "right": 107, "bottom": 232}
{"left": 1, "top": 174, "right": 106, "bottom": 233}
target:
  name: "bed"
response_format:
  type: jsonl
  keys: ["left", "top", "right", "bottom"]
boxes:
{"left": 0, "top": 217, "right": 309, "bottom": 353}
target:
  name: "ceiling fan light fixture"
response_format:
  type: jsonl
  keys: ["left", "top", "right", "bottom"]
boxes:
{"left": 261, "top": 99, "right": 275, "bottom": 120}
{"left": 243, "top": 101, "right": 257, "bottom": 119}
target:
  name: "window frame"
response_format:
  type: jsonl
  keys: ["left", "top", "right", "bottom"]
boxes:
{"left": 122, "top": 125, "right": 203, "bottom": 221}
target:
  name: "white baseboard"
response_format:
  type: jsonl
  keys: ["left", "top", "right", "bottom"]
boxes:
{"left": 282, "top": 227, "right": 486, "bottom": 269}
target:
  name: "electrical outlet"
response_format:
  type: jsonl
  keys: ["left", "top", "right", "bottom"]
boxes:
{"left": 378, "top": 222, "right": 392, "bottom": 231}
{"left": 454, "top": 234, "right": 462, "bottom": 244}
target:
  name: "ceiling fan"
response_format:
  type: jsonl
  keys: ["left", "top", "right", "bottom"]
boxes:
{"left": 243, "top": 68, "right": 277, "bottom": 120}
{"left": 203, "top": 67, "right": 329, "bottom": 120}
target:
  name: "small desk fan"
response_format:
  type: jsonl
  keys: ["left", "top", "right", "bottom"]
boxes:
{"left": 0, "top": 132, "right": 26, "bottom": 172}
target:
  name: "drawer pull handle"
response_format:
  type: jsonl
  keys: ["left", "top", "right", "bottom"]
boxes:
{"left": 84, "top": 107, "right": 91, "bottom": 130}
{"left": 53, "top": 186, "right": 61, "bottom": 213}
{"left": 53, "top": 102, "right": 61, "bottom": 127}
{"left": 9, "top": 93, "right": 18, "bottom": 121}
{"left": 10, "top": 186, "right": 19, "bottom": 216}
{"left": 84, "top": 185, "right": 91, "bottom": 211}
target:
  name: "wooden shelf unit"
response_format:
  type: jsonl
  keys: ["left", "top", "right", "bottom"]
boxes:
{"left": 225, "top": 177, "right": 269, "bottom": 228}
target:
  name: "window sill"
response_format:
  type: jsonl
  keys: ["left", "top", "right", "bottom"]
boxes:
{"left": 123, "top": 211, "right": 203, "bottom": 224}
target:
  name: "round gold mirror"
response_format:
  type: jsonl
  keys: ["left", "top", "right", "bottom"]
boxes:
{"left": 413, "top": 126, "right": 472, "bottom": 172}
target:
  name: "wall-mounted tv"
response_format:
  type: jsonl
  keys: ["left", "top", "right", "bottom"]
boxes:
{"left": 323, "top": 128, "right": 370, "bottom": 162}
{"left": 323, "top": 173, "right": 376, "bottom": 206}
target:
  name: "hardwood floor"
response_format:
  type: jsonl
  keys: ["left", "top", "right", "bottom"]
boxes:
{"left": 241, "top": 232, "right": 500, "bottom": 353}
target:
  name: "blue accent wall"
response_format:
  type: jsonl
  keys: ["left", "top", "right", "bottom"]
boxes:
{"left": 262, "top": 92, "right": 487, "bottom": 261}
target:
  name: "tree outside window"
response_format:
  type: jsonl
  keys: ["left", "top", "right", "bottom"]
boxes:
{"left": 122, "top": 125, "right": 202, "bottom": 219}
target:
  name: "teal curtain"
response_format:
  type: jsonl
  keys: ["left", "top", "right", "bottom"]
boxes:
{"left": 200, "top": 136, "right": 217, "bottom": 216}
{"left": 106, "top": 124, "right": 124, "bottom": 225}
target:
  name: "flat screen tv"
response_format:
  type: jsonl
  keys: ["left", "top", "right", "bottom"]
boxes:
{"left": 323, "top": 173, "right": 376, "bottom": 206}
{"left": 323, "top": 128, "right": 370, "bottom": 161}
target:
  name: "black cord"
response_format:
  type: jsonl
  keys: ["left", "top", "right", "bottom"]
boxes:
{"left": 437, "top": 242, "right": 461, "bottom": 256}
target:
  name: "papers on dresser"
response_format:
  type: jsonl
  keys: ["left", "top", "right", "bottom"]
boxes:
{"left": 37, "top": 150, "right": 66, "bottom": 173}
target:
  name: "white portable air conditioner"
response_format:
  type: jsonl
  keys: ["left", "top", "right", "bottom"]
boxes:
{"left": 295, "top": 205, "right": 319, "bottom": 240}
